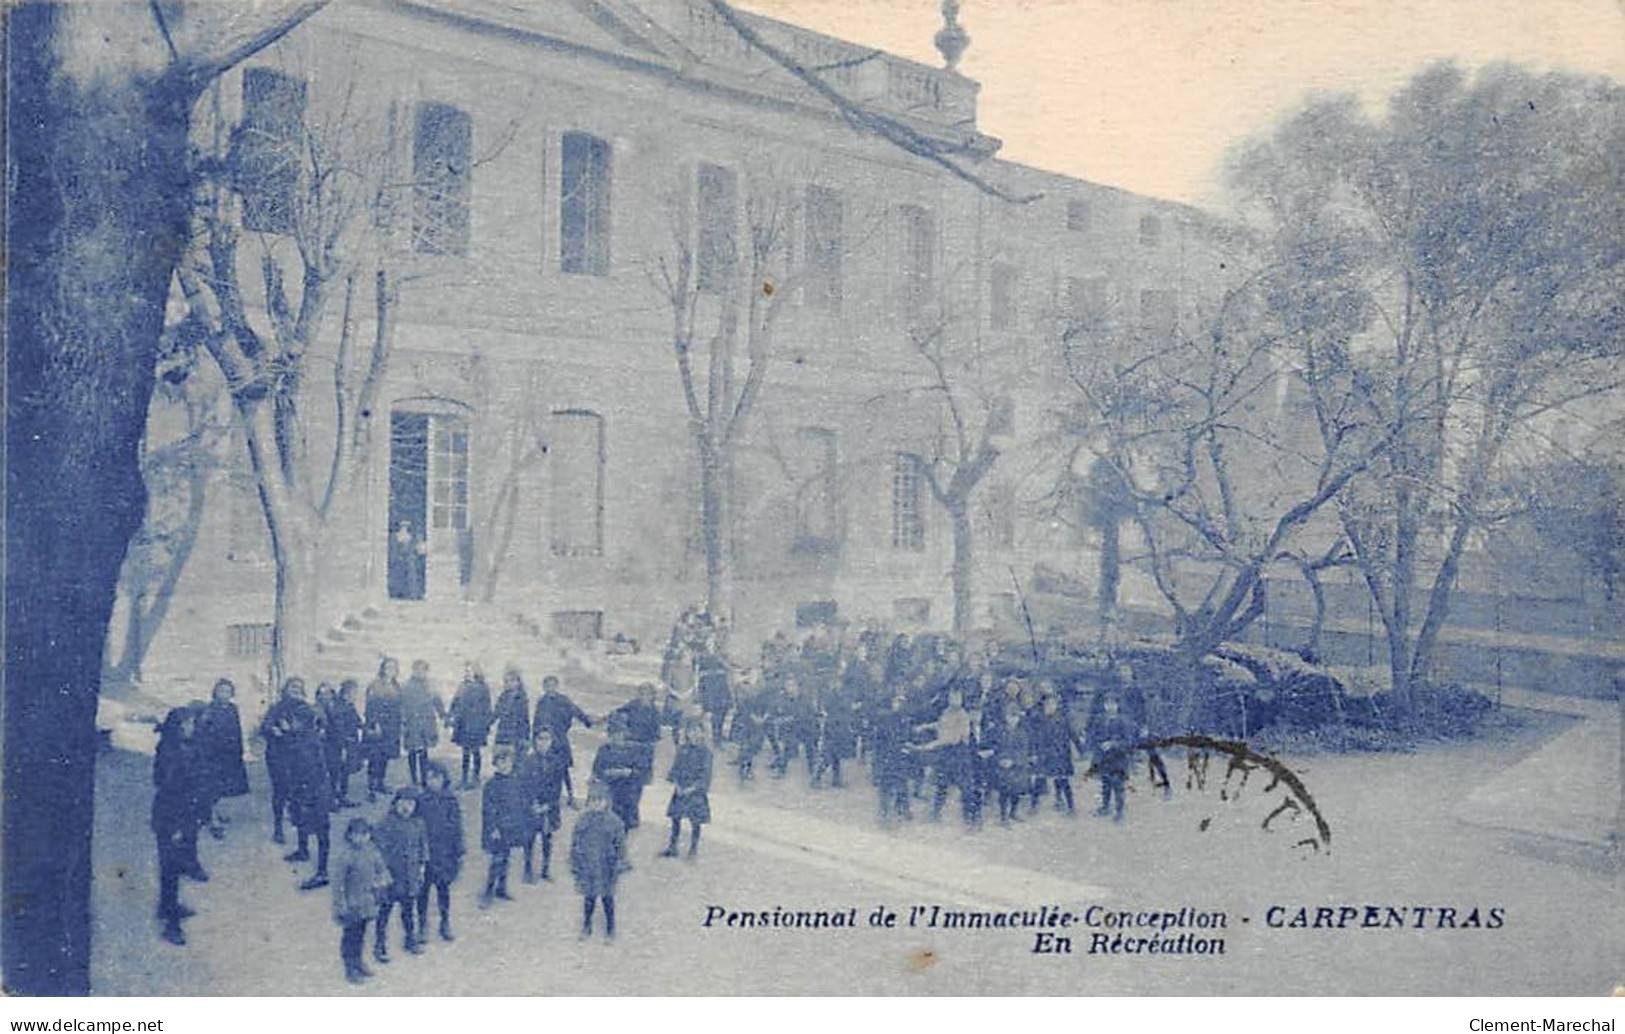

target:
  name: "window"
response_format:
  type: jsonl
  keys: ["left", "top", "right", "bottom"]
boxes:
{"left": 982, "top": 483, "right": 1016, "bottom": 551}
{"left": 549, "top": 409, "right": 605, "bottom": 556}
{"left": 1138, "top": 213, "right": 1162, "bottom": 248}
{"left": 898, "top": 204, "right": 936, "bottom": 322}
{"left": 429, "top": 420, "right": 469, "bottom": 531}
{"left": 236, "top": 68, "right": 306, "bottom": 234}
{"left": 551, "top": 610, "right": 604, "bottom": 641}
{"left": 893, "top": 597, "right": 931, "bottom": 625}
{"left": 891, "top": 452, "right": 926, "bottom": 552}
{"left": 226, "top": 480, "right": 268, "bottom": 563}
{"left": 1066, "top": 275, "right": 1109, "bottom": 320}
{"left": 1065, "top": 199, "right": 1091, "bottom": 233}
{"left": 804, "top": 185, "right": 843, "bottom": 310}
{"left": 989, "top": 262, "right": 1018, "bottom": 330}
{"left": 413, "top": 100, "right": 472, "bottom": 256}
{"left": 226, "top": 623, "right": 274, "bottom": 659}
{"left": 1140, "top": 288, "right": 1178, "bottom": 335}
{"left": 560, "top": 132, "right": 611, "bottom": 275}
{"left": 792, "top": 427, "right": 839, "bottom": 551}
{"left": 795, "top": 600, "right": 839, "bottom": 628}
{"left": 696, "top": 163, "right": 738, "bottom": 293}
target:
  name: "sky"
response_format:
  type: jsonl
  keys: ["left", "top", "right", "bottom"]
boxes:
{"left": 735, "top": 0, "right": 1625, "bottom": 207}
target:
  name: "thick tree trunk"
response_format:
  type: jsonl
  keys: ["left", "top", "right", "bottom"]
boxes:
{"left": 1097, "top": 519, "right": 1121, "bottom": 633}
{"left": 267, "top": 510, "right": 322, "bottom": 690}
{"left": 4, "top": 6, "right": 194, "bottom": 994}
{"left": 699, "top": 438, "right": 732, "bottom": 619}
{"left": 950, "top": 505, "right": 973, "bottom": 639}
{"left": 1616, "top": 674, "right": 1624, "bottom": 867}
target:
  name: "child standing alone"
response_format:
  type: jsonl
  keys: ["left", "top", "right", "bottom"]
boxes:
{"left": 569, "top": 781, "right": 627, "bottom": 941}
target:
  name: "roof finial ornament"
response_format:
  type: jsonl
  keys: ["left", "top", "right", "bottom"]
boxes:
{"left": 934, "top": 0, "right": 969, "bottom": 71}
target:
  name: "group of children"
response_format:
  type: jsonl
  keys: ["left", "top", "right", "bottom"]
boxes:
{"left": 660, "top": 618, "right": 1168, "bottom": 830}
{"left": 151, "top": 658, "right": 716, "bottom": 985}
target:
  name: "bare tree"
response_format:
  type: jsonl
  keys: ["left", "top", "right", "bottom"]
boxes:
{"left": 902, "top": 316, "right": 1013, "bottom": 638}
{"left": 1051, "top": 270, "right": 1392, "bottom": 722}
{"left": 177, "top": 54, "right": 521, "bottom": 686}
{"left": 651, "top": 164, "right": 801, "bottom": 619}
{"left": 5, "top": 0, "right": 329, "bottom": 994}
{"left": 177, "top": 64, "right": 409, "bottom": 688}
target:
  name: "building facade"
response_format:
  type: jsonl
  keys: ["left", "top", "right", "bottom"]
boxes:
{"left": 108, "top": 0, "right": 1267, "bottom": 703}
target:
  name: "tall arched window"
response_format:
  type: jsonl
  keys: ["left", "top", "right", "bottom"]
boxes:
{"left": 549, "top": 409, "right": 605, "bottom": 556}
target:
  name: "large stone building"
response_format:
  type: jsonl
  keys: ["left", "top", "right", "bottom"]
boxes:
{"left": 113, "top": 0, "right": 1219, "bottom": 705}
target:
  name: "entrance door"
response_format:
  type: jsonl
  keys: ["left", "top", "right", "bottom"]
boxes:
{"left": 387, "top": 412, "right": 429, "bottom": 600}
{"left": 425, "top": 414, "right": 471, "bottom": 601}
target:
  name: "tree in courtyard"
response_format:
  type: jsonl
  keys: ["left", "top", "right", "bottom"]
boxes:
{"left": 1227, "top": 63, "right": 1625, "bottom": 710}
{"left": 5, "top": 0, "right": 329, "bottom": 993}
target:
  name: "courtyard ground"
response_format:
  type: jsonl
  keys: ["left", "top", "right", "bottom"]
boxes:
{"left": 90, "top": 701, "right": 1621, "bottom": 995}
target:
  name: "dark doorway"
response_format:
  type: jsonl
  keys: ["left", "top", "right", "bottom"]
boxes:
{"left": 388, "top": 412, "right": 429, "bottom": 600}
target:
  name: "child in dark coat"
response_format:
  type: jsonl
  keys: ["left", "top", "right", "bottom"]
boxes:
{"left": 285, "top": 726, "right": 335, "bottom": 890}
{"left": 325, "top": 680, "right": 364, "bottom": 808}
{"left": 152, "top": 704, "right": 208, "bottom": 945}
{"left": 1026, "top": 693, "right": 1084, "bottom": 815}
{"left": 660, "top": 719, "right": 713, "bottom": 860}
{"left": 570, "top": 781, "right": 627, "bottom": 941}
{"left": 1088, "top": 695, "right": 1135, "bottom": 821}
{"left": 993, "top": 703, "right": 1034, "bottom": 825}
{"left": 372, "top": 787, "right": 428, "bottom": 961}
{"left": 261, "top": 677, "right": 318, "bottom": 844}
{"left": 415, "top": 762, "right": 463, "bottom": 942}
{"left": 197, "top": 678, "right": 249, "bottom": 838}
{"left": 491, "top": 667, "right": 531, "bottom": 750}
{"left": 480, "top": 747, "right": 530, "bottom": 906}
{"left": 332, "top": 817, "right": 391, "bottom": 984}
{"left": 450, "top": 662, "right": 494, "bottom": 788}
{"left": 520, "top": 728, "right": 569, "bottom": 882}
{"left": 534, "top": 675, "right": 593, "bottom": 807}
{"left": 591, "top": 714, "right": 646, "bottom": 831}
{"left": 732, "top": 677, "right": 768, "bottom": 781}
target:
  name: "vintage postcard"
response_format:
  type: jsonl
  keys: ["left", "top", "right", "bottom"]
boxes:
{"left": 3, "top": 0, "right": 1622, "bottom": 1000}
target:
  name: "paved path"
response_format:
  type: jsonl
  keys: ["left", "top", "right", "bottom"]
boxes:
{"left": 1457, "top": 689, "right": 1621, "bottom": 850}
